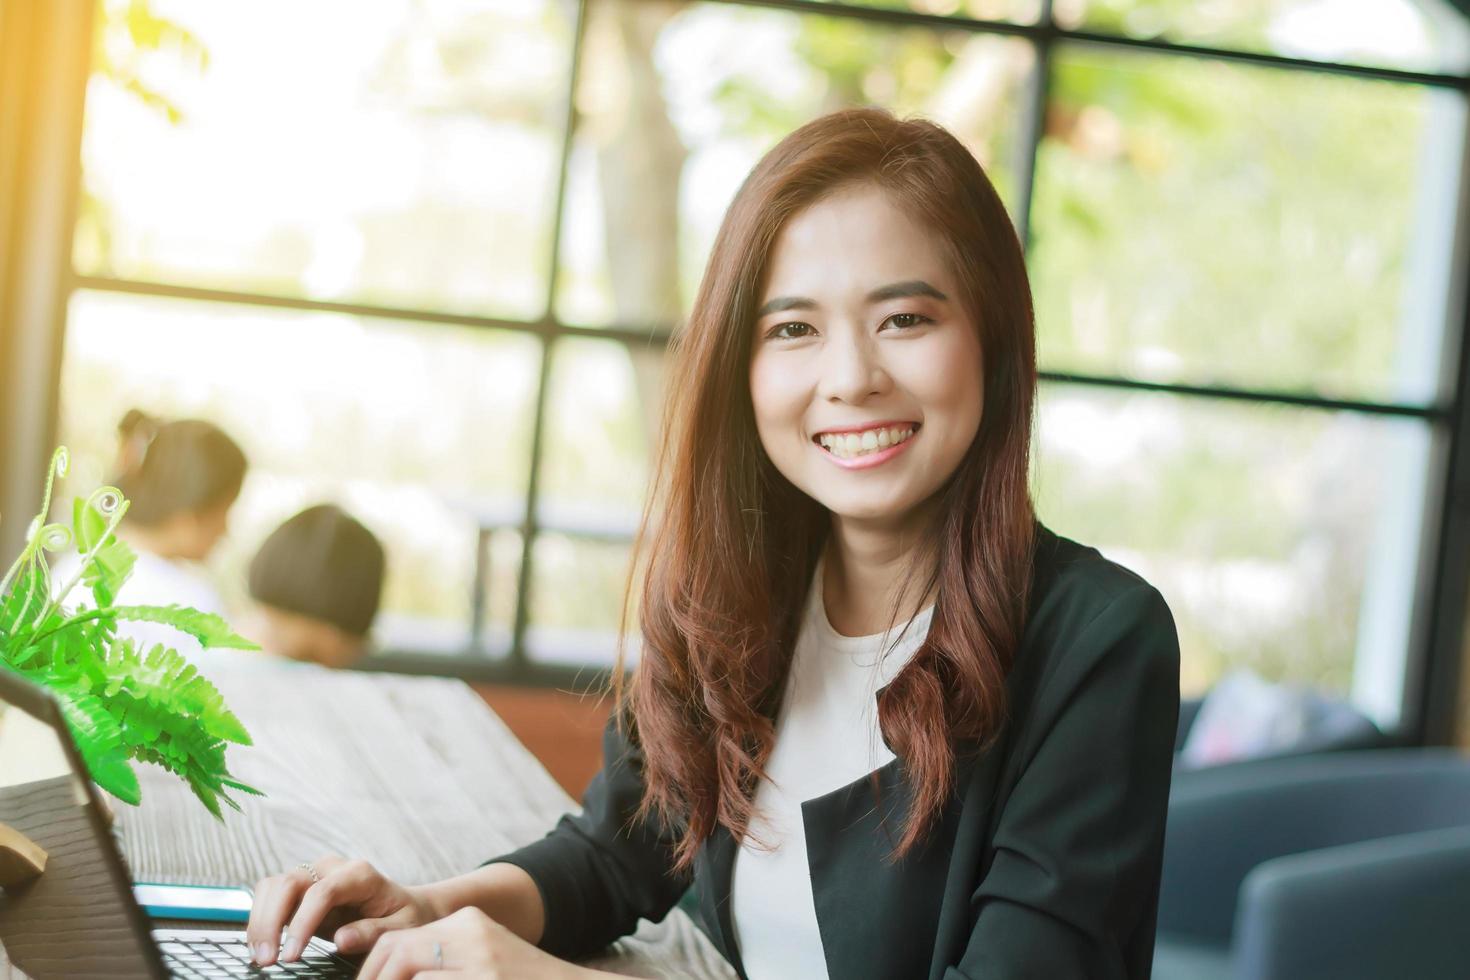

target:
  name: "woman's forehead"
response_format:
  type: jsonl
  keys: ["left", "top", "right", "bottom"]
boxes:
{"left": 761, "top": 197, "right": 955, "bottom": 303}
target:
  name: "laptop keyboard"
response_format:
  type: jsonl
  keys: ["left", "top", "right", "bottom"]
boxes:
{"left": 158, "top": 938, "right": 355, "bottom": 978}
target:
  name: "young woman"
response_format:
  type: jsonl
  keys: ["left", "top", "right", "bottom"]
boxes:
{"left": 245, "top": 106, "right": 1180, "bottom": 979}
{"left": 110, "top": 409, "right": 246, "bottom": 575}
{"left": 56, "top": 410, "right": 247, "bottom": 658}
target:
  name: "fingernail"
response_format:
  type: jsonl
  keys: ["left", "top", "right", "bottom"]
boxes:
{"left": 283, "top": 934, "right": 303, "bottom": 961}
{"left": 335, "top": 927, "right": 357, "bottom": 950}
{"left": 254, "top": 943, "right": 272, "bottom": 965}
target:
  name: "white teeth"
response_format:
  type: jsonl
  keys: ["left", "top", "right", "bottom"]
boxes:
{"left": 818, "top": 425, "right": 916, "bottom": 459}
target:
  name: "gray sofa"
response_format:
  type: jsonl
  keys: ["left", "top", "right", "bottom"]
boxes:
{"left": 1153, "top": 749, "right": 1470, "bottom": 980}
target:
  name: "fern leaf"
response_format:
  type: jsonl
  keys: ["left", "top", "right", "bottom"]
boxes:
{"left": 112, "top": 642, "right": 252, "bottom": 745}
{"left": 72, "top": 496, "right": 134, "bottom": 608}
{"left": 102, "top": 641, "right": 256, "bottom": 816}
{"left": 185, "top": 772, "right": 225, "bottom": 820}
{"left": 55, "top": 689, "right": 142, "bottom": 805}
{"left": 220, "top": 775, "right": 265, "bottom": 797}
{"left": 0, "top": 560, "right": 50, "bottom": 643}
{"left": 14, "top": 610, "right": 112, "bottom": 676}
{"left": 110, "top": 605, "right": 259, "bottom": 651}
{"left": 85, "top": 538, "right": 135, "bottom": 609}
{"left": 72, "top": 496, "right": 107, "bottom": 552}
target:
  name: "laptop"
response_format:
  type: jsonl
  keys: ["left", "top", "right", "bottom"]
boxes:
{"left": 0, "top": 666, "right": 356, "bottom": 978}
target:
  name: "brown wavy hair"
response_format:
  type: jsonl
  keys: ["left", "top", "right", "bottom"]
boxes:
{"left": 611, "top": 105, "right": 1038, "bottom": 874}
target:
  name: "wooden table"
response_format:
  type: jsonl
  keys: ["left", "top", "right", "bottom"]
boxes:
{"left": 5, "top": 655, "right": 736, "bottom": 979}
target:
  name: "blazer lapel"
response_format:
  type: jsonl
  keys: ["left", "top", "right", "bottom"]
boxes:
{"left": 800, "top": 755, "right": 962, "bottom": 979}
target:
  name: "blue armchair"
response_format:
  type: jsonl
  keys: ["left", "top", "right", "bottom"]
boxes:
{"left": 1153, "top": 749, "right": 1470, "bottom": 980}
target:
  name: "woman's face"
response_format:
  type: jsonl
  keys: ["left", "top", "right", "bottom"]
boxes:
{"left": 748, "top": 183, "right": 984, "bottom": 534}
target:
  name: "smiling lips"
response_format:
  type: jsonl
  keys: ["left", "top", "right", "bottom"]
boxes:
{"left": 813, "top": 422, "right": 920, "bottom": 467}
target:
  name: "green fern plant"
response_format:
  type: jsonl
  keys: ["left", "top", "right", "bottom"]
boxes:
{"left": 0, "top": 446, "right": 262, "bottom": 817}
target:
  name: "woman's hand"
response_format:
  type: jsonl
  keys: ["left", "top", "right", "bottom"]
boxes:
{"left": 358, "top": 906, "right": 595, "bottom": 980}
{"left": 245, "top": 855, "right": 442, "bottom": 966}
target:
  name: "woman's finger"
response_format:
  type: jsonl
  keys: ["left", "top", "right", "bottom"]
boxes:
{"left": 307, "top": 855, "right": 349, "bottom": 878}
{"left": 245, "top": 855, "right": 346, "bottom": 964}
{"left": 280, "top": 860, "right": 379, "bottom": 961}
{"left": 246, "top": 873, "right": 309, "bottom": 965}
{"left": 242, "top": 876, "right": 281, "bottom": 959}
{"left": 356, "top": 928, "right": 395, "bottom": 980}
{"left": 357, "top": 928, "right": 448, "bottom": 980}
{"left": 377, "top": 939, "right": 447, "bottom": 980}
{"left": 333, "top": 907, "right": 417, "bottom": 955}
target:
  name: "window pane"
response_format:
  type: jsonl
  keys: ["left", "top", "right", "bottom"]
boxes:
{"left": 556, "top": 0, "right": 1034, "bottom": 329}
{"left": 474, "top": 526, "right": 523, "bottom": 658}
{"left": 1030, "top": 46, "right": 1465, "bottom": 404}
{"left": 536, "top": 337, "right": 665, "bottom": 533}
{"left": 815, "top": 0, "right": 1041, "bottom": 23}
{"left": 527, "top": 533, "right": 643, "bottom": 667}
{"left": 57, "top": 289, "right": 542, "bottom": 656}
{"left": 1053, "top": 0, "right": 1470, "bottom": 75}
{"left": 77, "top": 0, "right": 575, "bottom": 319}
{"left": 1034, "top": 382, "right": 1434, "bottom": 728}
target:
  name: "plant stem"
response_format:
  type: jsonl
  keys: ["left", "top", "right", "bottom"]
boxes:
{"left": 23, "top": 607, "right": 113, "bottom": 648}
{"left": 0, "top": 548, "right": 29, "bottom": 604}
{"left": 0, "top": 447, "right": 68, "bottom": 605}
{"left": 41, "top": 499, "right": 130, "bottom": 626}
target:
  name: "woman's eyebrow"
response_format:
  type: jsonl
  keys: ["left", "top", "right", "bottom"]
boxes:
{"left": 755, "top": 280, "right": 949, "bottom": 319}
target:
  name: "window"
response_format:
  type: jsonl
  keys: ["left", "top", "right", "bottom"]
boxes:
{"left": 58, "top": 0, "right": 1470, "bottom": 736}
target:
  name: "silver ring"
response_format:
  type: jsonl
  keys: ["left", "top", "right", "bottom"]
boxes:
{"left": 433, "top": 940, "right": 443, "bottom": 969}
{"left": 297, "top": 861, "right": 321, "bottom": 883}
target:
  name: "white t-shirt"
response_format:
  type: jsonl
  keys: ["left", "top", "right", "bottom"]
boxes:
{"left": 730, "top": 555, "right": 936, "bottom": 979}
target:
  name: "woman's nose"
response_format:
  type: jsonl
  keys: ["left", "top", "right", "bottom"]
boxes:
{"left": 819, "top": 329, "right": 890, "bottom": 403}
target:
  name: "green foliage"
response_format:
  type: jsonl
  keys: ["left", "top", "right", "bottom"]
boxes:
{"left": 76, "top": 1, "right": 211, "bottom": 276}
{"left": 73, "top": 493, "right": 135, "bottom": 607}
{"left": 0, "top": 447, "right": 262, "bottom": 818}
{"left": 89, "top": 0, "right": 209, "bottom": 127}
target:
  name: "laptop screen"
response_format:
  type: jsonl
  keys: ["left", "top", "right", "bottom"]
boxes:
{"left": 0, "top": 674, "right": 162, "bottom": 979}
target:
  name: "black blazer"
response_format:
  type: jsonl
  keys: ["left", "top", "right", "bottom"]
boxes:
{"left": 486, "top": 524, "right": 1181, "bottom": 979}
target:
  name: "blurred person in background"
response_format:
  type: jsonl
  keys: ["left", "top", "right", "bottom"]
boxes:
{"left": 109, "top": 408, "right": 246, "bottom": 618}
{"left": 244, "top": 503, "right": 385, "bottom": 669}
{"left": 56, "top": 410, "right": 247, "bottom": 661}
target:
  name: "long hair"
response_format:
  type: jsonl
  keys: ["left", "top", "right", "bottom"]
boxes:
{"left": 611, "top": 106, "right": 1038, "bottom": 874}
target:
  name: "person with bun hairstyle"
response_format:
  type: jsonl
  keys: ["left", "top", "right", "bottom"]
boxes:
{"left": 58, "top": 410, "right": 247, "bottom": 660}
{"left": 112, "top": 409, "right": 247, "bottom": 571}
{"left": 244, "top": 107, "right": 1180, "bottom": 978}
{"left": 245, "top": 504, "right": 386, "bottom": 669}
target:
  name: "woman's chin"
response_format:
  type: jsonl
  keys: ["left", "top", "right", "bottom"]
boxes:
{"left": 819, "top": 496, "right": 920, "bottom": 527}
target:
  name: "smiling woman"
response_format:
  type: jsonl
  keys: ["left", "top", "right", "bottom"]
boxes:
{"left": 243, "top": 107, "right": 1180, "bottom": 980}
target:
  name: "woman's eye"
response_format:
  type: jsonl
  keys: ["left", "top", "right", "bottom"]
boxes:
{"left": 885, "top": 312, "right": 931, "bottom": 330}
{"left": 768, "top": 321, "right": 813, "bottom": 340}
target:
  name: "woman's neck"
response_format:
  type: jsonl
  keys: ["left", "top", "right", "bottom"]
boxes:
{"left": 120, "top": 523, "right": 186, "bottom": 562}
{"left": 822, "top": 514, "right": 939, "bottom": 638}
